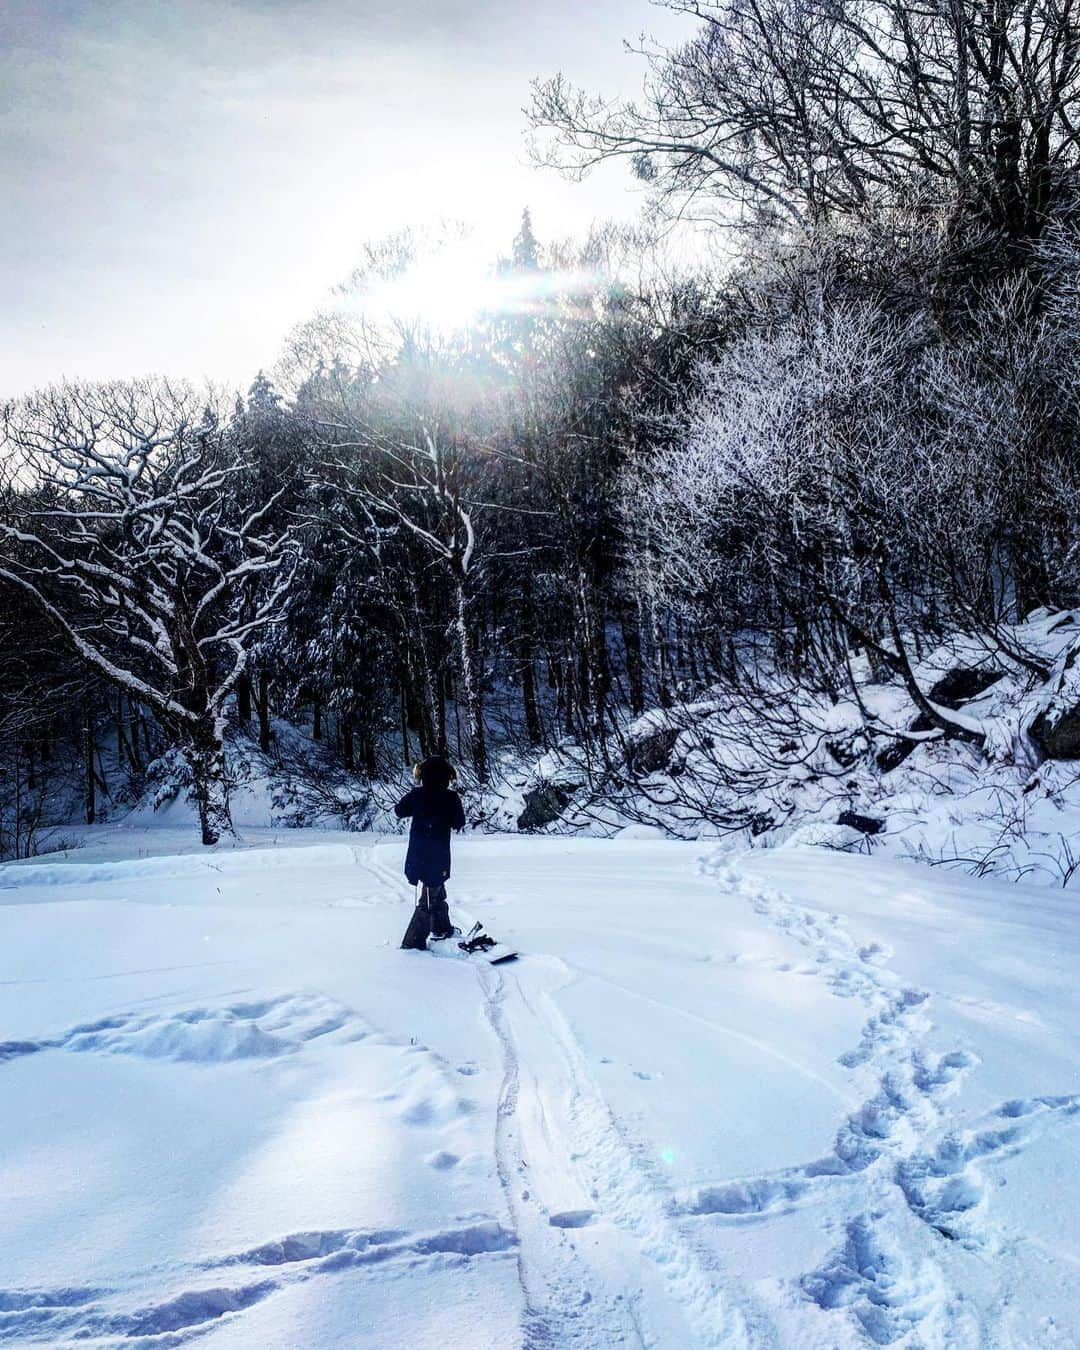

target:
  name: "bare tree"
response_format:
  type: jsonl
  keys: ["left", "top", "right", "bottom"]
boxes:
{"left": 625, "top": 300, "right": 1003, "bottom": 742}
{"left": 0, "top": 381, "right": 299, "bottom": 844}
{"left": 316, "top": 409, "right": 493, "bottom": 782}
{"left": 530, "top": 0, "right": 1080, "bottom": 245}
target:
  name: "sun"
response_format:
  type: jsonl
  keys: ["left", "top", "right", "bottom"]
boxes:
{"left": 362, "top": 240, "right": 503, "bottom": 334}
{"left": 344, "top": 232, "right": 606, "bottom": 339}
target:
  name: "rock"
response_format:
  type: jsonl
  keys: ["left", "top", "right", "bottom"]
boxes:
{"left": 826, "top": 738, "right": 861, "bottom": 768}
{"left": 926, "top": 666, "right": 1005, "bottom": 707}
{"left": 908, "top": 666, "right": 1006, "bottom": 733}
{"left": 1030, "top": 708, "right": 1080, "bottom": 759}
{"left": 625, "top": 725, "right": 679, "bottom": 776}
{"left": 780, "top": 822, "right": 865, "bottom": 851}
{"left": 517, "top": 781, "right": 576, "bottom": 832}
{"left": 1029, "top": 643, "right": 1080, "bottom": 759}
{"left": 614, "top": 824, "right": 666, "bottom": 839}
{"left": 837, "top": 810, "right": 885, "bottom": 835}
{"left": 876, "top": 738, "right": 917, "bottom": 773}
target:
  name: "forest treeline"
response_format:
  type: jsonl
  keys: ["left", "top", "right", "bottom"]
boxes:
{"left": 3, "top": 0, "right": 1080, "bottom": 850}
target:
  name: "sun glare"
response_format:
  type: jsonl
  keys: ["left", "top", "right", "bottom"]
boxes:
{"left": 355, "top": 239, "right": 606, "bottom": 335}
{"left": 361, "top": 242, "right": 502, "bottom": 333}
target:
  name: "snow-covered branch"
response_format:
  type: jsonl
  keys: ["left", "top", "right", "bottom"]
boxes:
{"left": 0, "top": 380, "right": 302, "bottom": 844}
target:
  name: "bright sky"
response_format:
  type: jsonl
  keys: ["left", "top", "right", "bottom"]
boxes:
{"left": 2, "top": 1, "right": 692, "bottom": 399}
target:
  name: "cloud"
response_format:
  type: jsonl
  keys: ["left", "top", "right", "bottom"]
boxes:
{"left": 1, "top": 0, "right": 689, "bottom": 395}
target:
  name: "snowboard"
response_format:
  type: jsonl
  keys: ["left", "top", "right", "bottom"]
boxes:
{"left": 430, "top": 921, "right": 519, "bottom": 965}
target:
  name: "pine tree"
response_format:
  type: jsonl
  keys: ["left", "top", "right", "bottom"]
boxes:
{"left": 512, "top": 207, "right": 540, "bottom": 271}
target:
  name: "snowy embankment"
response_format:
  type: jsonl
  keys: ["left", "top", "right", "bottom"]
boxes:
{"left": 1, "top": 829, "right": 1078, "bottom": 1347}
{"left": 517, "top": 611, "right": 1080, "bottom": 893}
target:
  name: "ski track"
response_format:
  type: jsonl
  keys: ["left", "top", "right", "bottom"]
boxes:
{"left": 0, "top": 1220, "right": 517, "bottom": 1347}
{"left": 697, "top": 859, "right": 1080, "bottom": 1347}
{"left": 480, "top": 961, "right": 631, "bottom": 1348}
{"left": 350, "top": 842, "right": 413, "bottom": 906}
{"left": 479, "top": 955, "right": 777, "bottom": 1349}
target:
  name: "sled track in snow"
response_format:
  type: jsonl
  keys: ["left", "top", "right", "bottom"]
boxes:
{"left": 480, "top": 957, "right": 773, "bottom": 1349}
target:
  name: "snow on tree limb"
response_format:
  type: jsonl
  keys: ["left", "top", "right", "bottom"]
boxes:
{"left": 0, "top": 379, "right": 302, "bottom": 843}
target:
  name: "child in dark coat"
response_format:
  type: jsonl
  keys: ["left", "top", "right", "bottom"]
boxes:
{"left": 397, "top": 756, "right": 466, "bottom": 950}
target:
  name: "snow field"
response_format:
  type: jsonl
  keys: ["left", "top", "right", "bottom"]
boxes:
{"left": 1, "top": 829, "right": 1078, "bottom": 1346}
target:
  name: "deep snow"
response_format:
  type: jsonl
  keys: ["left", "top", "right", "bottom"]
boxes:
{"left": 1, "top": 826, "right": 1078, "bottom": 1347}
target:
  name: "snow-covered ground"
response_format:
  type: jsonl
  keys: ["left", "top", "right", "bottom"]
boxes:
{"left": 1, "top": 827, "right": 1078, "bottom": 1347}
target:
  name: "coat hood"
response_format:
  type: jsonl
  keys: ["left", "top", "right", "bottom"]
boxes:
{"left": 414, "top": 756, "right": 456, "bottom": 791}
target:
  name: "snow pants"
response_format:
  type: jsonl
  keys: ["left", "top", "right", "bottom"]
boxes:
{"left": 400, "top": 883, "right": 453, "bottom": 950}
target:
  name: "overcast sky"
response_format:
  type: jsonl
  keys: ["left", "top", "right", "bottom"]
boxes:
{"left": 1, "top": 1, "right": 691, "bottom": 398}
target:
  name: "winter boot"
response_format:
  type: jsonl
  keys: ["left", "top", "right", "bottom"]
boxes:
{"left": 426, "top": 884, "right": 455, "bottom": 940}
{"left": 400, "top": 889, "right": 431, "bottom": 950}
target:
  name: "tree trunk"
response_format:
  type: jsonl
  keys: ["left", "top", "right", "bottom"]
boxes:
{"left": 521, "top": 651, "right": 542, "bottom": 747}
{"left": 257, "top": 670, "right": 271, "bottom": 754}
{"left": 456, "top": 583, "right": 487, "bottom": 782}
{"left": 520, "top": 572, "right": 542, "bottom": 746}
{"left": 400, "top": 682, "right": 411, "bottom": 767}
{"left": 84, "top": 711, "right": 95, "bottom": 826}
{"left": 404, "top": 577, "right": 441, "bottom": 754}
{"left": 402, "top": 676, "right": 432, "bottom": 756}
{"left": 557, "top": 658, "right": 576, "bottom": 737}
{"left": 577, "top": 569, "right": 609, "bottom": 741}
{"left": 623, "top": 608, "right": 645, "bottom": 715}
{"left": 13, "top": 748, "right": 24, "bottom": 858}
{"left": 127, "top": 695, "right": 143, "bottom": 774}
{"left": 236, "top": 672, "right": 252, "bottom": 725}
{"left": 418, "top": 648, "right": 442, "bottom": 753}
{"left": 1013, "top": 545, "right": 1049, "bottom": 622}
{"left": 416, "top": 675, "right": 437, "bottom": 756}
{"left": 363, "top": 725, "right": 378, "bottom": 777}
{"left": 642, "top": 557, "right": 673, "bottom": 710}
{"left": 684, "top": 623, "right": 703, "bottom": 688}
{"left": 186, "top": 719, "right": 233, "bottom": 846}
{"left": 115, "top": 687, "right": 131, "bottom": 773}
{"left": 435, "top": 672, "right": 447, "bottom": 755}
{"left": 312, "top": 699, "right": 322, "bottom": 741}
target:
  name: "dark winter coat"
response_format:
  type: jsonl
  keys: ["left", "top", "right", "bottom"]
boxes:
{"left": 395, "top": 784, "right": 466, "bottom": 886}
